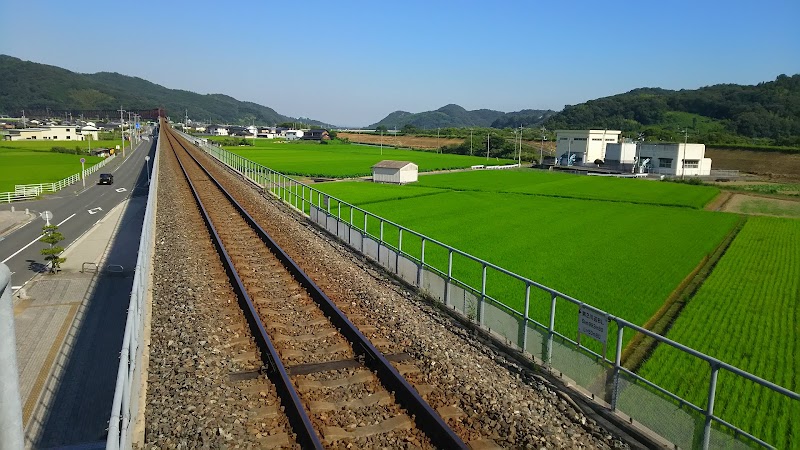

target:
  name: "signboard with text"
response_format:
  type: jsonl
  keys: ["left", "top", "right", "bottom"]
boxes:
{"left": 578, "top": 306, "right": 608, "bottom": 343}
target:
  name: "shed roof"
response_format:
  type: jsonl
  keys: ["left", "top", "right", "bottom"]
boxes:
{"left": 372, "top": 160, "right": 416, "bottom": 169}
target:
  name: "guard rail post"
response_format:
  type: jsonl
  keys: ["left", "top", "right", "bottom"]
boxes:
{"left": 0, "top": 264, "right": 24, "bottom": 449}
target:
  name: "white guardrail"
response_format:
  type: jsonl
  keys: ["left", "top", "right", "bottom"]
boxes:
{"left": 106, "top": 140, "right": 158, "bottom": 449}
{"left": 188, "top": 134, "right": 797, "bottom": 450}
{"left": 1, "top": 154, "right": 116, "bottom": 203}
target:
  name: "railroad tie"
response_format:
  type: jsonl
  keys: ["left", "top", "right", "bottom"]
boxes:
{"left": 281, "top": 342, "right": 350, "bottom": 359}
{"left": 414, "top": 384, "right": 435, "bottom": 397}
{"left": 436, "top": 405, "right": 465, "bottom": 420}
{"left": 308, "top": 392, "right": 392, "bottom": 413}
{"left": 393, "top": 363, "right": 420, "bottom": 376}
{"left": 296, "top": 371, "right": 374, "bottom": 391}
{"left": 249, "top": 404, "right": 280, "bottom": 419}
{"left": 273, "top": 328, "right": 337, "bottom": 343}
{"left": 255, "top": 432, "right": 292, "bottom": 449}
{"left": 223, "top": 336, "right": 252, "bottom": 349}
{"left": 467, "top": 438, "right": 504, "bottom": 449}
{"left": 322, "top": 415, "right": 414, "bottom": 444}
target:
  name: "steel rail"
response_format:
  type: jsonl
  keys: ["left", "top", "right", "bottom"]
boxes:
{"left": 164, "top": 130, "right": 324, "bottom": 449}
{"left": 167, "top": 127, "right": 468, "bottom": 449}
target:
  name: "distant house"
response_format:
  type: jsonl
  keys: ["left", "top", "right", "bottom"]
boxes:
{"left": 4, "top": 125, "right": 90, "bottom": 141}
{"left": 228, "top": 126, "right": 251, "bottom": 137}
{"left": 301, "top": 129, "right": 329, "bottom": 140}
{"left": 284, "top": 129, "right": 304, "bottom": 140}
{"left": 207, "top": 125, "right": 229, "bottom": 136}
{"left": 371, "top": 160, "right": 418, "bottom": 184}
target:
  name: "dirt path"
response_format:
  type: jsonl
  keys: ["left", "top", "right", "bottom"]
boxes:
{"left": 720, "top": 193, "right": 800, "bottom": 218}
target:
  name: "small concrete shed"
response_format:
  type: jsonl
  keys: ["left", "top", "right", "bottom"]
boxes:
{"left": 372, "top": 160, "right": 418, "bottom": 184}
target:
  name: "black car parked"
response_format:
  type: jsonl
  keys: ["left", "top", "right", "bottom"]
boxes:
{"left": 98, "top": 173, "right": 114, "bottom": 185}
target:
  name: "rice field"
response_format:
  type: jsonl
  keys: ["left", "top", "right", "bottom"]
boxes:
{"left": 308, "top": 181, "right": 738, "bottom": 334}
{"left": 636, "top": 216, "right": 799, "bottom": 449}
{"left": 0, "top": 140, "right": 113, "bottom": 191}
{"left": 412, "top": 170, "right": 720, "bottom": 209}
{"left": 224, "top": 139, "right": 514, "bottom": 178}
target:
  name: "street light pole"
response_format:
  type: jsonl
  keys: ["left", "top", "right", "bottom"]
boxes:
{"left": 145, "top": 155, "right": 151, "bottom": 185}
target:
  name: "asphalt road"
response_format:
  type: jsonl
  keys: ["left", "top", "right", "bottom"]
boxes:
{"left": 0, "top": 133, "right": 156, "bottom": 285}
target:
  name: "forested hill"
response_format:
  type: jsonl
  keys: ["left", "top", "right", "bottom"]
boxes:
{"left": 0, "top": 55, "right": 328, "bottom": 126}
{"left": 543, "top": 74, "right": 800, "bottom": 147}
{"left": 370, "top": 104, "right": 556, "bottom": 130}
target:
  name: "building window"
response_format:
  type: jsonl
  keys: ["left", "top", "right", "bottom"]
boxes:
{"left": 591, "top": 138, "right": 601, "bottom": 141}
{"left": 560, "top": 137, "right": 569, "bottom": 141}
{"left": 683, "top": 159, "right": 699, "bottom": 169}
{"left": 66, "top": 129, "right": 70, "bottom": 132}
{"left": 573, "top": 137, "right": 587, "bottom": 141}
{"left": 67, "top": 136, "right": 71, "bottom": 140}
{"left": 659, "top": 158, "right": 673, "bottom": 168}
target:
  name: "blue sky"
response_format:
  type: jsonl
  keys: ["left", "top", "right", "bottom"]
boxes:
{"left": 1, "top": 0, "right": 798, "bottom": 126}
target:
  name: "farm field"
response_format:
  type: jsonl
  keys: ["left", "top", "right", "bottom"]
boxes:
{"left": 222, "top": 139, "right": 515, "bottom": 178}
{"left": 410, "top": 170, "right": 720, "bottom": 209}
{"left": 309, "top": 181, "right": 738, "bottom": 337}
{"left": 0, "top": 140, "right": 112, "bottom": 191}
{"left": 637, "top": 216, "right": 799, "bottom": 449}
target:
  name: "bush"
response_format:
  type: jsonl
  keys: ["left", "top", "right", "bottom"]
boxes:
{"left": 50, "top": 146, "right": 86, "bottom": 155}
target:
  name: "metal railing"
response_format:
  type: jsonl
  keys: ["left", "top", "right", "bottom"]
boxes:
{"left": 192, "top": 136, "right": 798, "bottom": 450}
{"left": 1, "top": 155, "right": 116, "bottom": 203}
{"left": 106, "top": 141, "right": 158, "bottom": 449}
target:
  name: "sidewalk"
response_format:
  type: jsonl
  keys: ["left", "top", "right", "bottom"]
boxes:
{"left": 0, "top": 209, "right": 36, "bottom": 238}
{"left": 12, "top": 196, "right": 146, "bottom": 448}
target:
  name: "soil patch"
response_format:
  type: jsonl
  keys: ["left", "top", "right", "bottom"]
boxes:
{"left": 705, "top": 148, "right": 800, "bottom": 180}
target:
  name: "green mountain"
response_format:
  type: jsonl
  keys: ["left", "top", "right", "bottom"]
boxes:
{"left": 543, "top": 75, "right": 800, "bottom": 146}
{"left": 0, "top": 55, "right": 329, "bottom": 126}
{"left": 370, "top": 104, "right": 554, "bottom": 130}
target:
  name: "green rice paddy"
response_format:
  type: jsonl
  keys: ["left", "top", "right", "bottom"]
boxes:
{"left": 0, "top": 140, "right": 114, "bottom": 192}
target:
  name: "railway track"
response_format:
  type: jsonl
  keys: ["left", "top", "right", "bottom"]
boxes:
{"left": 161, "top": 123, "right": 468, "bottom": 448}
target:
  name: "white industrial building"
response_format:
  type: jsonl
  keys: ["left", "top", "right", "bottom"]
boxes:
{"left": 555, "top": 129, "right": 621, "bottom": 165}
{"left": 4, "top": 125, "right": 96, "bottom": 141}
{"left": 605, "top": 142, "right": 712, "bottom": 176}
{"left": 371, "top": 160, "right": 418, "bottom": 184}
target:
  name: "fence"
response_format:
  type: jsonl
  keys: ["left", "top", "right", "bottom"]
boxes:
{"left": 1, "top": 155, "right": 116, "bottom": 203}
{"left": 190, "top": 136, "right": 798, "bottom": 450}
{"left": 106, "top": 142, "right": 158, "bottom": 449}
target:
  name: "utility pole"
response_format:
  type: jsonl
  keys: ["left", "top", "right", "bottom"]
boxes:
{"left": 380, "top": 129, "right": 384, "bottom": 155}
{"left": 540, "top": 127, "right": 546, "bottom": 167}
{"left": 437, "top": 128, "right": 440, "bottom": 153}
{"left": 486, "top": 133, "right": 490, "bottom": 161}
{"left": 518, "top": 125, "right": 523, "bottom": 166}
{"left": 470, "top": 129, "right": 473, "bottom": 156}
{"left": 680, "top": 128, "right": 689, "bottom": 180}
{"left": 117, "top": 106, "right": 125, "bottom": 158}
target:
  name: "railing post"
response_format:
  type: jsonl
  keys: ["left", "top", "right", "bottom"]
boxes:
{"left": 521, "top": 283, "right": 531, "bottom": 352}
{"left": 610, "top": 322, "right": 624, "bottom": 411}
{"left": 418, "top": 238, "right": 426, "bottom": 288}
{"left": 702, "top": 363, "right": 720, "bottom": 449}
{"left": 397, "top": 228, "right": 403, "bottom": 273}
{"left": 543, "top": 293, "right": 557, "bottom": 367}
{"left": 445, "top": 250, "right": 453, "bottom": 306}
{"left": 478, "top": 264, "right": 487, "bottom": 326}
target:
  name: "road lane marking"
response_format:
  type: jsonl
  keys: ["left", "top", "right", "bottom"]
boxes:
{"left": 87, "top": 207, "right": 103, "bottom": 215}
{"left": 115, "top": 188, "right": 127, "bottom": 192}
{"left": 1, "top": 213, "right": 76, "bottom": 263}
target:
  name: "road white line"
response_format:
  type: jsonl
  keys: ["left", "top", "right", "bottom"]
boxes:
{"left": 1, "top": 213, "right": 76, "bottom": 264}
{"left": 57, "top": 213, "right": 76, "bottom": 226}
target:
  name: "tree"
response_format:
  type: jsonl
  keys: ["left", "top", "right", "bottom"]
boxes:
{"left": 375, "top": 125, "right": 388, "bottom": 132}
{"left": 40, "top": 225, "right": 66, "bottom": 272}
